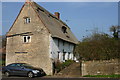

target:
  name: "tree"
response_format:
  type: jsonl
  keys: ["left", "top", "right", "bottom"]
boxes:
{"left": 75, "top": 32, "right": 120, "bottom": 61}
{"left": 82, "top": 33, "right": 109, "bottom": 42}
{"left": 2, "top": 35, "right": 6, "bottom": 48}
{"left": 110, "top": 26, "right": 119, "bottom": 39}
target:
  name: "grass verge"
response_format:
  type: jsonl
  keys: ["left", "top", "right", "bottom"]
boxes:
{"left": 83, "top": 75, "right": 120, "bottom": 78}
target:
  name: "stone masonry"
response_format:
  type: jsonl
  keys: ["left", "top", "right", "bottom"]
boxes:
{"left": 82, "top": 59, "right": 120, "bottom": 76}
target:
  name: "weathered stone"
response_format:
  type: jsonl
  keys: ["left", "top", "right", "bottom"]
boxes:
{"left": 6, "top": 2, "right": 78, "bottom": 75}
{"left": 81, "top": 59, "right": 120, "bottom": 76}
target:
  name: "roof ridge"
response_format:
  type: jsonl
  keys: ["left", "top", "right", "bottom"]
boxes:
{"left": 32, "top": 2, "right": 70, "bottom": 28}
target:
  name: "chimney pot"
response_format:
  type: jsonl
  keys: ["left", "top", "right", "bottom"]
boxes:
{"left": 54, "top": 12, "right": 60, "bottom": 19}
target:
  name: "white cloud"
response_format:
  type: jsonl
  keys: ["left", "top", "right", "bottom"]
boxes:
{"left": 1, "top": 0, "right": 120, "bottom": 2}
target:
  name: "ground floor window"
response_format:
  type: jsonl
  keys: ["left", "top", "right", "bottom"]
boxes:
{"left": 68, "top": 52, "right": 71, "bottom": 60}
{"left": 63, "top": 52, "right": 66, "bottom": 60}
{"left": 58, "top": 52, "right": 60, "bottom": 60}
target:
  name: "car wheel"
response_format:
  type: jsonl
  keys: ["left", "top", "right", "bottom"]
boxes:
{"left": 5, "top": 71, "right": 10, "bottom": 77}
{"left": 28, "top": 72, "right": 34, "bottom": 78}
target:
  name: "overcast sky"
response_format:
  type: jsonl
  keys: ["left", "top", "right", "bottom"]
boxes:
{"left": 2, "top": 2, "right": 118, "bottom": 41}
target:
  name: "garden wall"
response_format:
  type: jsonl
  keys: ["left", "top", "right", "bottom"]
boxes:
{"left": 81, "top": 59, "right": 120, "bottom": 76}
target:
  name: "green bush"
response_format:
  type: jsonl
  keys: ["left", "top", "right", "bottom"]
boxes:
{"left": 54, "top": 60, "right": 74, "bottom": 73}
{"left": 54, "top": 61, "right": 62, "bottom": 72}
{"left": 62, "top": 60, "right": 74, "bottom": 68}
{"left": 0, "top": 60, "right": 5, "bottom": 66}
{"left": 75, "top": 33, "right": 120, "bottom": 60}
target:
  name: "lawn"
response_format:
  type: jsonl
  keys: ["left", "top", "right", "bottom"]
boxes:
{"left": 83, "top": 75, "right": 120, "bottom": 78}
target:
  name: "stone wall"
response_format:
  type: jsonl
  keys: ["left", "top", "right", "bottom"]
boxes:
{"left": 81, "top": 59, "right": 120, "bottom": 76}
{"left": 6, "top": 3, "right": 53, "bottom": 75}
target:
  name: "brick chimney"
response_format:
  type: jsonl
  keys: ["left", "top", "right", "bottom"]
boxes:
{"left": 54, "top": 12, "right": 60, "bottom": 19}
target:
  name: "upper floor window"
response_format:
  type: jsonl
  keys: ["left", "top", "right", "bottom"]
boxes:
{"left": 23, "top": 36, "right": 31, "bottom": 43}
{"left": 24, "top": 17, "right": 31, "bottom": 24}
{"left": 62, "top": 26, "right": 67, "bottom": 33}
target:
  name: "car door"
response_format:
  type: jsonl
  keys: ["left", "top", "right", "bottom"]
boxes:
{"left": 13, "top": 64, "right": 28, "bottom": 76}
{"left": 7, "top": 64, "right": 19, "bottom": 75}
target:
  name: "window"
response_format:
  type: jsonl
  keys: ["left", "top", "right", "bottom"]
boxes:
{"left": 68, "top": 52, "right": 71, "bottom": 60}
{"left": 24, "top": 17, "right": 31, "bottom": 24}
{"left": 8, "top": 63, "right": 21, "bottom": 67}
{"left": 8, "top": 64, "right": 16, "bottom": 67}
{"left": 62, "top": 26, "right": 67, "bottom": 33}
{"left": 58, "top": 52, "right": 60, "bottom": 59}
{"left": 63, "top": 52, "right": 66, "bottom": 60}
{"left": 23, "top": 36, "right": 31, "bottom": 43}
{"left": 66, "top": 35, "right": 70, "bottom": 38}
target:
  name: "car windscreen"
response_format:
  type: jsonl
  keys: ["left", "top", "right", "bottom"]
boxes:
{"left": 21, "top": 64, "right": 34, "bottom": 68}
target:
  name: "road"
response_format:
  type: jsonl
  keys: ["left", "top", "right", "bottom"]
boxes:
{"left": 1, "top": 76, "right": 120, "bottom": 80}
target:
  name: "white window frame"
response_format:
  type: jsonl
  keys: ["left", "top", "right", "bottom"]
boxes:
{"left": 24, "top": 17, "right": 31, "bottom": 24}
{"left": 23, "top": 36, "right": 31, "bottom": 43}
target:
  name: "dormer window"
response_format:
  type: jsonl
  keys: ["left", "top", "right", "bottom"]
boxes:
{"left": 62, "top": 26, "right": 67, "bottom": 33}
{"left": 24, "top": 17, "right": 31, "bottom": 24}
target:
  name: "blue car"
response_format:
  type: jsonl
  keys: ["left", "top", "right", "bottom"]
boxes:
{"left": 2, "top": 63, "right": 46, "bottom": 78}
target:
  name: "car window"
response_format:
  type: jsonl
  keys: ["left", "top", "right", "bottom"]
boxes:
{"left": 16, "top": 64, "right": 21, "bottom": 67}
{"left": 21, "top": 63, "right": 34, "bottom": 68}
{"left": 8, "top": 64, "right": 17, "bottom": 67}
{"left": 8, "top": 64, "right": 21, "bottom": 67}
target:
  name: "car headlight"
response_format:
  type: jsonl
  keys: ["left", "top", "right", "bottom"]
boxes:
{"left": 32, "top": 70, "right": 40, "bottom": 74}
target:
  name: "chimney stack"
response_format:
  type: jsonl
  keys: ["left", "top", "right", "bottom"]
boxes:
{"left": 54, "top": 12, "right": 60, "bottom": 19}
{"left": 26, "top": 0, "right": 32, "bottom": 3}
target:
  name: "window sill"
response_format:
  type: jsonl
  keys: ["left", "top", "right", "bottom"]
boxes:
{"left": 23, "top": 42, "right": 30, "bottom": 44}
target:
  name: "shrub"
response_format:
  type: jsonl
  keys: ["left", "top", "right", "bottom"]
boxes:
{"left": 62, "top": 60, "right": 74, "bottom": 68}
{"left": 54, "top": 60, "right": 74, "bottom": 73}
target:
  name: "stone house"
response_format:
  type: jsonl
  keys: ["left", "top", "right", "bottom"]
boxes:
{"left": 6, "top": 1, "right": 78, "bottom": 75}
